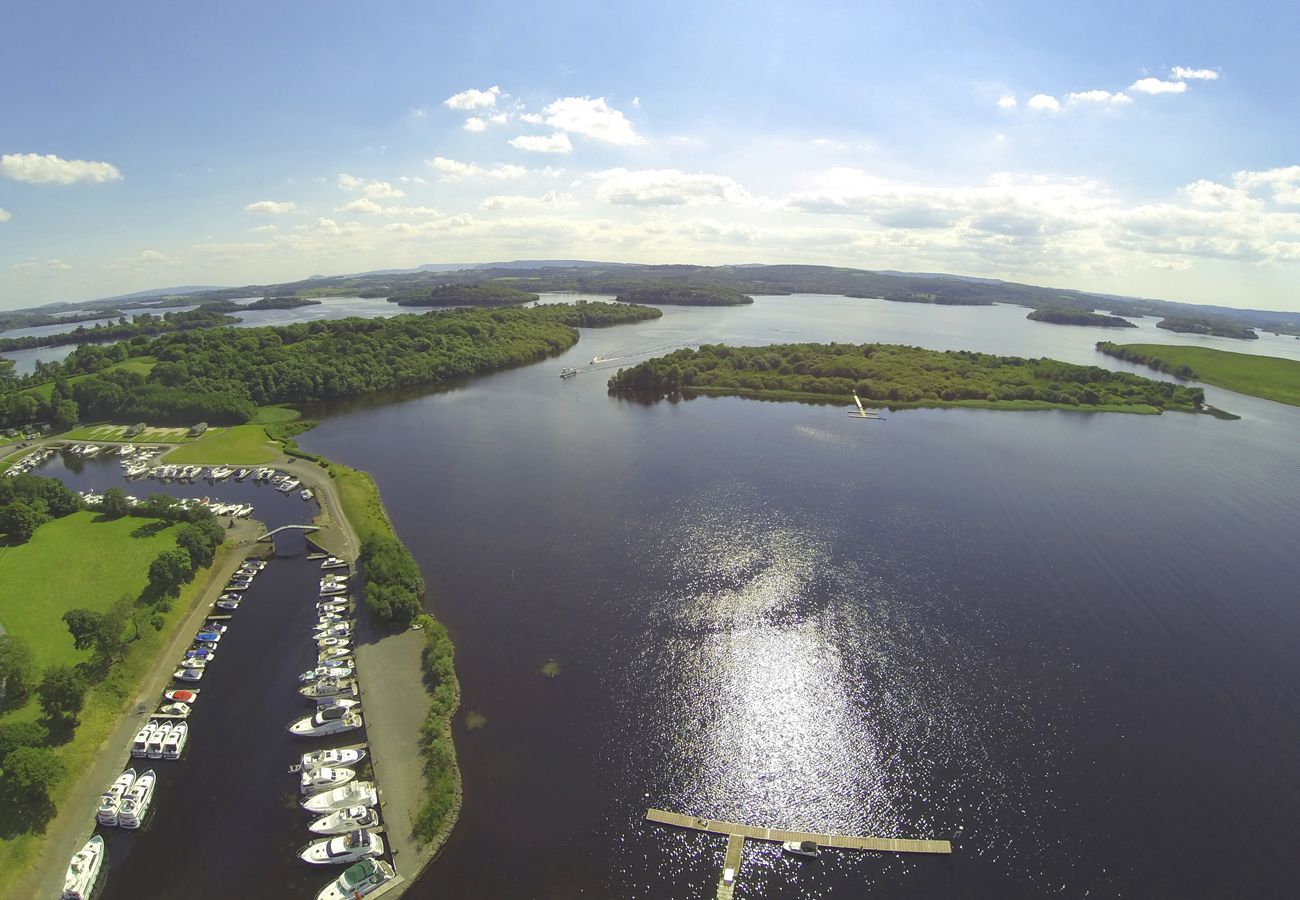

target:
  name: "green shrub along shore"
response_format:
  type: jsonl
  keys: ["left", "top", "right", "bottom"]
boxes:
{"left": 1097, "top": 342, "right": 1300, "bottom": 407}
{"left": 411, "top": 614, "right": 460, "bottom": 845}
{"left": 608, "top": 342, "right": 1208, "bottom": 412}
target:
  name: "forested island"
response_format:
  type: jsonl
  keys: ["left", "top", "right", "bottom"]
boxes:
{"left": 853, "top": 291, "right": 991, "bottom": 305}
{"left": 1028, "top": 308, "right": 1137, "bottom": 327}
{"left": 388, "top": 284, "right": 539, "bottom": 307}
{"left": 614, "top": 286, "right": 753, "bottom": 306}
{"left": 609, "top": 342, "right": 1206, "bottom": 412}
{"left": 1097, "top": 342, "right": 1300, "bottom": 407}
{"left": 0, "top": 302, "right": 660, "bottom": 430}
{"left": 0, "top": 308, "right": 239, "bottom": 353}
{"left": 1156, "top": 316, "right": 1258, "bottom": 339}
{"left": 243, "top": 296, "right": 321, "bottom": 310}
{"left": 0, "top": 308, "right": 124, "bottom": 334}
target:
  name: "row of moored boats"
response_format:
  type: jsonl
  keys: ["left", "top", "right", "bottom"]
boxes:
{"left": 291, "top": 557, "right": 396, "bottom": 899}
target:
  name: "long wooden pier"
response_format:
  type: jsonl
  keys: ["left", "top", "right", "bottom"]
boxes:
{"left": 646, "top": 808, "right": 952, "bottom": 898}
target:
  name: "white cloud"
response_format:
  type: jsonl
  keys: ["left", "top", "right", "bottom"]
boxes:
{"left": 1151, "top": 258, "right": 1193, "bottom": 270}
{"left": 0, "top": 152, "right": 122, "bottom": 184}
{"left": 13, "top": 256, "right": 74, "bottom": 272}
{"left": 543, "top": 97, "right": 642, "bottom": 145}
{"left": 1067, "top": 89, "right": 1132, "bottom": 105}
{"left": 337, "top": 174, "right": 404, "bottom": 199}
{"left": 594, "top": 169, "right": 750, "bottom": 206}
{"left": 488, "top": 113, "right": 508, "bottom": 125}
{"left": 480, "top": 191, "right": 575, "bottom": 211}
{"left": 463, "top": 117, "right": 487, "bottom": 133}
{"left": 251, "top": 224, "right": 278, "bottom": 233}
{"left": 1027, "top": 94, "right": 1061, "bottom": 112}
{"left": 1130, "top": 77, "right": 1187, "bottom": 95}
{"left": 1233, "top": 166, "right": 1300, "bottom": 205}
{"left": 107, "top": 249, "right": 176, "bottom": 271}
{"left": 508, "top": 133, "right": 573, "bottom": 154}
{"left": 138, "top": 249, "right": 173, "bottom": 263}
{"left": 444, "top": 85, "right": 501, "bottom": 110}
{"left": 1171, "top": 67, "right": 1219, "bottom": 81}
{"left": 245, "top": 200, "right": 297, "bottom": 214}
{"left": 426, "top": 156, "right": 527, "bottom": 181}
{"left": 0, "top": 208, "right": 9, "bottom": 223}
{"left": 339, "top": 198, "right": 384, "bottom": 214}
{"left": 313, "top": 217, "right": 341, "bottom": 235}
{"left": 519, "top": 112, "right": 543, "bottom": 125}
{"left": 997, "top": 95, "right": 1018, "bottom": 109}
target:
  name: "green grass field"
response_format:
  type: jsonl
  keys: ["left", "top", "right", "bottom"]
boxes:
{"left": 1118, "top": 344, "right": 1300, "bottom": 407}
{"left": 0, "top": 511, "right": 180, "bottom": 675}
{"left": 160, "top": 405, "right": 301, "bottom": 464}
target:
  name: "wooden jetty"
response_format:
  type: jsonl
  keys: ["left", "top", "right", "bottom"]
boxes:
{"left": 646, "top": 808, "right": 952, "bottom": 898}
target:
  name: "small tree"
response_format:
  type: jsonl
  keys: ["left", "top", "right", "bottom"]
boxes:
{"left": 147, "top": 548, "right": 193, "bottom": 598}
{"left": 63, "top": 609, "right": 105, "bottom": 651}
{"left": 0, "top": 745, "right": 64, "bottom": 829}
{"left": 99, "top": 487, "right": 130, "bottom": 519}
{"left": 0, "top": 721, "right": 49, "bottom": 765}
{"left": 36, "top": 665, "right": 88, "bottom": 722}
{"left": 0, "top": 635, "right": 36, "bottom": 710}
{"left": 0, "top": 501, "right": 46, "bottom": 544}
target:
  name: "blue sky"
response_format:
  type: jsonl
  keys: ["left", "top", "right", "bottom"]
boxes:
{"left": 2, "top": 0, "right": 1299, "bottom": 311}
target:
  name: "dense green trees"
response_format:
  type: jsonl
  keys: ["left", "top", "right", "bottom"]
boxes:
{"left": 175, "top": 518, "right": 224, "bottom": 570}
{"left": 36, "top": 665, "right": 88, "bottom": 722}
{"left": 1, "top": 302, "right": 658, "bottom": 431}
{"left": 1156, "top": 317, "right": 1258, "bottom": 339}
{"left": 1096, "top": 342, "right": 1198, "bottom": 378}
{"left": 0, "top": 744, "right": 64, "bottom": 831}
{"left": 1028, "top": 308, "right": 1137, "bottom": 328}
{"left": 615, "top": 286, "right": 753, "bottom": 306}
{"left": 245, "top": 296, "right": 321, "bottom": 310}
{"left": 0, "top": 635, "right": 36, "bottom": 710}
{"left": 608, "top": 342, "right": 1207, "bottom": 412}
{"left": 147, "top": 548, "right": 193, "bottom": 598}
{"left": 360, "top": 534, "right": 426, "bottom": 624}
{"left": 412, "top": 614, "right": 460, "bottom": 844}
{"left": 389, "top": 283, "right": 540, "bottom": 307}
{"left": 0, "top": 307, "right": 239, "bottom": 353}
{"left": 0, "top": 475, "right": 82, "bottom": 544}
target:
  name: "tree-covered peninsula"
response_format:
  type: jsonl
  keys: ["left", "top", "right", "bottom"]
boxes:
{"left": 244, "top": 296, "right": 322, "bottom": 310}
{"left": 0, "top": 308, "right": 239, "bottom": 353}
{"left": 388, "top": 283, "right": 539, "bottom": 307}
{"left": 0, "top": 302, "right": 660, "bottom": 430}
{"left": 614, "top": 286, "right": 753, "bottom": 306}
{"left": 1097, "top": 342, "right": 1300, "bottom": 407}
{"left": 1156, "top": 316, "right": 1258, "bottom": 339}
{"left": 608, "top": 342, "right": 1206, "bottom": 412}
{"left": 1028, "top": 308, "right": 1137, "bottom": 328}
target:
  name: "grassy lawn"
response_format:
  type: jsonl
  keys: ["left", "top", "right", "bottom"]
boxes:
{"left": 161, "top": 405, "right": 301, "bottom": 465}
{"left": 0, "top": 511, "right": 180, "bottom": 676}
{"left": 327, "top": 461, "right": 396, "bottom": 543}
{"left": 0, "top": 534, "right": 240, "bottom": 884}
{"left": 61, "top": 423, "right": 192, "bottom": 443}
{"left": 1116, "top": 344, "right": 1300, "bottom": 407}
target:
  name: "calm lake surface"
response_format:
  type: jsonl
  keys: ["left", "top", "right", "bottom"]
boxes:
{"left": 288, "top": 295, "right": 1300, "bottom": 898}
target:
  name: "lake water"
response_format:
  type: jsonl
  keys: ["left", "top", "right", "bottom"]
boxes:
{"left": 295, "top": 294, "right": 1300, "bottom": 899}
{"left": 31, "top": 294, "right": 1300, "bottom": 897}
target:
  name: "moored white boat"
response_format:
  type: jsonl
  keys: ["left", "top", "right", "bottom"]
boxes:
{"left": 301, "top": 765, "right": 357, "bottom": 795}
{"left": 131, "top": 721, "right": 158, "bottom": 757}
{"left": 782, "top": 839, "right": 821, "bottom": 857}
{"left": 301, "top": 780, "right": 377, "bottom": 814}
{"left": 320, "top": 556, "right": 348, "bottom": 570}
{"left": 316, "top": 858, "right": 394, "bottom": 900}
{"left": 146, "top": 723, "right": 170, "bottom": 758}
{"left": 165, "top": 688, "right": 199, "bottom": 703}
{"left": 156, "top": 701, "right": 191, "bottom": 718}
{"left": 61, "top": 834, "right": 105, "bottom": 900}
{"left": 318, "top": 648, "right": 352, "bottom": 663}
{"left": 162, "top": 721, "right": 188, "bottom": 759}
{"left": 308, "top": 804, "right": 379, "bottom": 835}
{"left": 300, "top": 663, "right": 354, "bottom": 682}
{"left": 314, "top": 697, "right": 359, "bottom": 714}
{"left": 117, "top": 768, "right": 156, "bottom": 829}
{"left": 300, "top": 677, "right": 358, "bottom": 700}
{"left": 97, "top": 768, "right": 137, "bottom": 826}
{"left": 302, "top": 747, "right": 367, "bottom": 770}
{"left": 173, "top": 667, "right": 204, "bottom": 682}
{"left": 299, "top": 829, "right": 383, "bottom": 865}
{"left": 288, "top": 707, "right": 363, "bottom": 738}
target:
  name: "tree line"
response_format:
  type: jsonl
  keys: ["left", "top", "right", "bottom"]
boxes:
{"left": 0, "top": 307, "right": 239, "bottom": 353}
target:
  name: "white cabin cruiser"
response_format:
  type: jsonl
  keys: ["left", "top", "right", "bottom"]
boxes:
{"left": 131, "top": 721, "right": 158, "bottom": 757}
{"left": 146, "top": 723, "right": 170, "bottom": 758}
{"left": 117, "top": 768, "right": 156, "bottom": 829}
{"left": 321, "top": 556, "right": 348, "bottom": 570}
{"left": 314, "top": 697, "right": 359, "bottom": 714}
{"left": 300, "top": 829, "right": 383, "bottom": 866}
{"left": 97, "top": 768, "right": 137, "bottom": 826}
{"left": 302, "top": 780, "right": 378, "bottom": 814}
{"left": 308, "top": 805, "right": 380, "bottom": 836}
{"left": 318, "top": 648, "right": 353, "bottom": 663}
{"left": 302, "top": 747, "right": 367, "bottom": 770}
{"left": 300, "top": 663, "right": 354, "bottom": 683}
{"left": 173, "top": 667, "right": 204, "bottom": 682}
{"left": 162, "top": 721, "right": 188, "bottom": 759}
{"left": 316, "top": 858, "right": 395, "bottom": 900}
{"left": 61, "top": 834, "right": 105, "bottom": 900}
{"left": 782, "top": 840, "right": 821, "bottom": 858}
{"left": 289, "top": 707, "right": 363, "bottom": 738}
{"left": 157, "top": 701, "right": 191, "bottom": 718}
{"left": 300, "top": 678, "right": 358, "bottom": 700}
{"left": 301, "top": 765, "right": 357, "bottom": 795}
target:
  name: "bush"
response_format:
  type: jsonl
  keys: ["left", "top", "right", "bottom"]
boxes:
{"left": 0, "top": 721, "right": 48, "bottom": 765}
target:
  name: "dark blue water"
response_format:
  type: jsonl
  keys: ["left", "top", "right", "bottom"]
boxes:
{"left": 293, "top": 296, "right": 1300, "bottom": 898}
